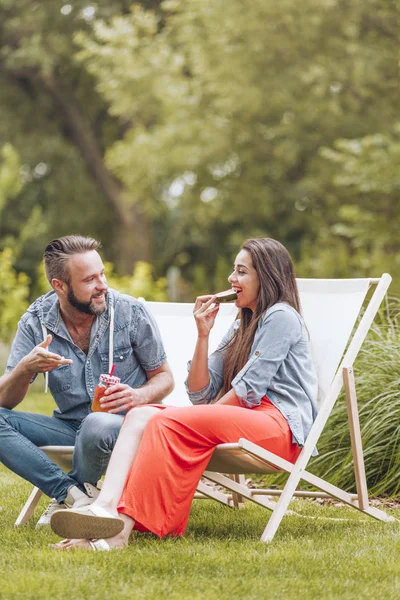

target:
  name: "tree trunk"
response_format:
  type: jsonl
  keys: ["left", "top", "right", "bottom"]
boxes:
{"left": 114, "top": 202, "right": 151, "bottom": 274}
{"left": 40, "top": 73, "right": 150, "bottom": 272}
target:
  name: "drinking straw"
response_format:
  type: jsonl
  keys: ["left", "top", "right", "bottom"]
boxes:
{"left": 109, "top": 364, "right": 115, "bottom": 377}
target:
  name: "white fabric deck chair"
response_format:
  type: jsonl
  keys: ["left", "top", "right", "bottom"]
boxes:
{"left": 192, "top": 275, "right": 396, "bottom": 541}
{"left": 15, "top": 276, "right": 395, "bottom": 539}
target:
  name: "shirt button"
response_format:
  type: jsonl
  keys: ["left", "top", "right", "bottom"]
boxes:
{"left": 89, "top": 388, "right": 93, "bottom": 392}
{"left": 119, "top": 355, "right": 123, "bottom": 360}
{"left": 255, "top": 351, "right": 260, "bottom": 356}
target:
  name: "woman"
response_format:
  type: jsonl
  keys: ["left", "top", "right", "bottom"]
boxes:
{"left": 51, "top": 237, "right": 318, "bottom": 550}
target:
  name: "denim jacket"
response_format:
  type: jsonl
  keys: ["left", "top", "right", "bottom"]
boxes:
{"left": 5, "top": 289, "right": 167, "bottom": 421}
{"left": 185, "top": 303, "right": 318, "bottom": 449}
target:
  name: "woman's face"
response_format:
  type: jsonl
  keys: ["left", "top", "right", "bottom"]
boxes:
{"left": 228, "top": 249, "right": 260, "bottom": 312}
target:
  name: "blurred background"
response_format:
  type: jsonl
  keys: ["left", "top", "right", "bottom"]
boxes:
{"left": 0, "top": 0, "right": 399, "bottom": 346}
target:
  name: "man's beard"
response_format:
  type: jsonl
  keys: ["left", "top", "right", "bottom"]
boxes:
{"left": 67, "top": 285, "right": 107, "bottom": 316}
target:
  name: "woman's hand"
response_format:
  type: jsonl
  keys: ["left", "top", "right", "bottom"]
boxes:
{"left": 193, "top": 295, "right": 220, "bottom": 338}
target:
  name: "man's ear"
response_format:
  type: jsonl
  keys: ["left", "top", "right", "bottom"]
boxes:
{"left": 52, "top": 278, "right": 67, "bottom": 295}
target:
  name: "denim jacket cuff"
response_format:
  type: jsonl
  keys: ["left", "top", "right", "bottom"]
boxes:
{"left": 184, "top": 380, "right": 212, "bottom": 404}
{"left": 231, "top": 378, "right": 257, "bottom": 408}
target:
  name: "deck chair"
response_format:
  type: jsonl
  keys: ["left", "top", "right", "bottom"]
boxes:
{"left": 193, "top": 275, "right": 396, "bottom": 541}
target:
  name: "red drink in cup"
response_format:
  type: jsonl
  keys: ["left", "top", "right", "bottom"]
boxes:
{"left": 91, "top": 373, "right": 121, "bottom": 412}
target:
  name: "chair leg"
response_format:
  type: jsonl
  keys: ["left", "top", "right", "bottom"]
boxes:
{"left": 230, "top": 474, "right": 246, "bottom": 508}
{"left": 15, "top": 486, "right": 43, "bottom": 526}
{"left": 196, "top": 480, "right": 233, "bottom": 506}
{"left": 343, "top": 366, "right": 369, "bottom": 510}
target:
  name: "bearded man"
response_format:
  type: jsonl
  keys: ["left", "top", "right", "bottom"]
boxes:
{"left": 0, "top": 235, "right": 173, "bottom": 525}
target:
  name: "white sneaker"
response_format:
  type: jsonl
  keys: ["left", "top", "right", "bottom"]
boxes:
{"left": 64, "top": 483, "right": 100, "bottom": 508}
{"left": 36, "top": 498, "right": 66, "bottom": 528}
{"left": 36, "top": 483, "right": 100, "bottom": 528}
{"left": 83, "top": 482, "right": 101, "bottom": 501}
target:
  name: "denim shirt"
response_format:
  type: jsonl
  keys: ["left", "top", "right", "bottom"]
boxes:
{"left": 5, "top": 289, "right": 167, "bottom": 421}
{"left": 185, "top": 303, "right": 318, "bottom": 449}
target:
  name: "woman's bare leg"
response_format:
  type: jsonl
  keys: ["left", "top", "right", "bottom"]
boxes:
{"left": 52, "top": 407, "right": 162, "bottom": 551}
{"left": 92, "top": 406, "right": 161, "bottom": 513}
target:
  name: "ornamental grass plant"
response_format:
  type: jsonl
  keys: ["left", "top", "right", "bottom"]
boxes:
{"left": 310, "top": 298, "right": 400, "bottom": 496}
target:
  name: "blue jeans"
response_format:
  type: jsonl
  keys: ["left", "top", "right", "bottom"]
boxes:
{"left": 70, "top": 412, "right": 124, "bottom": 487}
{"left": 0, "top": 408, "right": 123, "bottom": 502}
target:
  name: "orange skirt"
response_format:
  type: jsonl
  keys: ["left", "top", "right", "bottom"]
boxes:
{"left": 118, "top": 397, "right": 300, "bottom": 538}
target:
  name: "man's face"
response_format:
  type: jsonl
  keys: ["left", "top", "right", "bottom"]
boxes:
{"left": 64, "top": 251, "right": 108, "bottom": 316}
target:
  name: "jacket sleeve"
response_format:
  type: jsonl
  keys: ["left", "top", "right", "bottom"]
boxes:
{"left": 5, "top": 314, "right": 37, "bottom": 374}
{"left": 131, "top": 303, "right": 167, "bottom": 371}
{"left": 232, "top": 308, "right": 302, "bottom": 408}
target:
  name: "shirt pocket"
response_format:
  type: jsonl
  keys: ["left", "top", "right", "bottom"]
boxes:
{"left": 48, "top": 363, "right": 72, "bottom": 393}
{"left": 100, "top": 346, "right": 134, "bottom": 380}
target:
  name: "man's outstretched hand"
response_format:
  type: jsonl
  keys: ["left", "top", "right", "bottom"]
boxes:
{"left": 22, "top": 335, "right": 73, "bottom": 374}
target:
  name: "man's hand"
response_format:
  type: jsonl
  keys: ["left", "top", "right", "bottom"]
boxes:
{"left": 21, "top": 335, "right": 73, "bottom": 375}
{"left": 100, "top": 383, "right": 148, "bottom": 414}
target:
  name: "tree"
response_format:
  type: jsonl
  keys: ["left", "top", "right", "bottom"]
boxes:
{"left": 1, "top": 0, "right": 398, "bottom": 292}
{"left": 76, "top": 0, "right": 399, "bottom": 289}
{"left": 0, "top": 144, "right": 30, "bottom": 340}
{"left": 0, "top": 0, "right": 161, "bottom": 275}
{"left": 308, "top": 126, "right": 400, "bottom": 291}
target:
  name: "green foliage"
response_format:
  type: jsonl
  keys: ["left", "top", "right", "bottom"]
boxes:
{"left": 298, "top": 124, "right": 400, "bottom": 291}
{"left": 310, "top": 301, "right": 400, "bottom": 496}
{"left": 75, "top": 0, "right": 400, "bottom": 282}
{"left": 32, "top": 260, "right": 51, "bottom": 299}
{"left": 0, "top": 0, "right": 399, "bottom": 291}
{"left": 0, "top": 247, "right": 30, "bottom": 342}
{"left": 0, "top": 143, "right": 23, "bottom": 212}
{"left": 105, "top": 260, "right": 168, "bottom": 301}
{"left": 0, "top": 0, "right": 132, "bottom": 276}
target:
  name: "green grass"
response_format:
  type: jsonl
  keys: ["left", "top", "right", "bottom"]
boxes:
{"left": 1, "top": 392, "right": 400, "bottom": 599}
{"left": 2, "top": 472, "right": 400, "bottom": 600}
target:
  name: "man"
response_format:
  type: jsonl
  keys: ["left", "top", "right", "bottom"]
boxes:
{"left": 0, "top": 235, "right": 174, "bottom": 525}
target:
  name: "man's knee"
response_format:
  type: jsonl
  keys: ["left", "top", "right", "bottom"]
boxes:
{"left": 0, "top": 407, "right": 19, "bottom": 431}
{"left": 76, "top": 412, "right": 123, "bottom": 450}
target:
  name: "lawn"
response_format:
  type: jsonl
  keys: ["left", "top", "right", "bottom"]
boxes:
{"left": 1, "top": 390, "right": 400, "bottom": 600}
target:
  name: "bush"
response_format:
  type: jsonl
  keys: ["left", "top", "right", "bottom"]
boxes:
{"left": 105, "top": 261, "right": 168, "bottom": 301}
{"left": 0, "top": 248, "right": 30, "bottom": 343}
{"left": 310, "top": 299, "right": 400, "bottom": 496}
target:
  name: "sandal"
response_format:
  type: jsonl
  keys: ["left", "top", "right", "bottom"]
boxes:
{"left": 51, "top": 538, "right": 110, "bottom": 551}
{"left": 88, "top": 538, "right": 110, "bottom": 551}
{"left": 50, "top": 505, "right": 124, "bottom": 540}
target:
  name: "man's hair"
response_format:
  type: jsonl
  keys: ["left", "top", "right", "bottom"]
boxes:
{"left": 43, "top": 235, "right": 102, "bottom": 284}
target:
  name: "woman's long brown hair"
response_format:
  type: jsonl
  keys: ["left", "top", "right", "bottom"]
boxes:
{"left": 220, "top": 238, "right": 301, "bottom": 397}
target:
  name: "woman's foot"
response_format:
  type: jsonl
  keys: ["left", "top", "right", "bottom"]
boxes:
{"left": 50, "top": 502, "right": 124, "bottom": 540}
{"left": 51, "top": 531, "right": 128, "bottom": 551}
{"left": 51, "top": 510, "right": 134, "bottom": 551}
